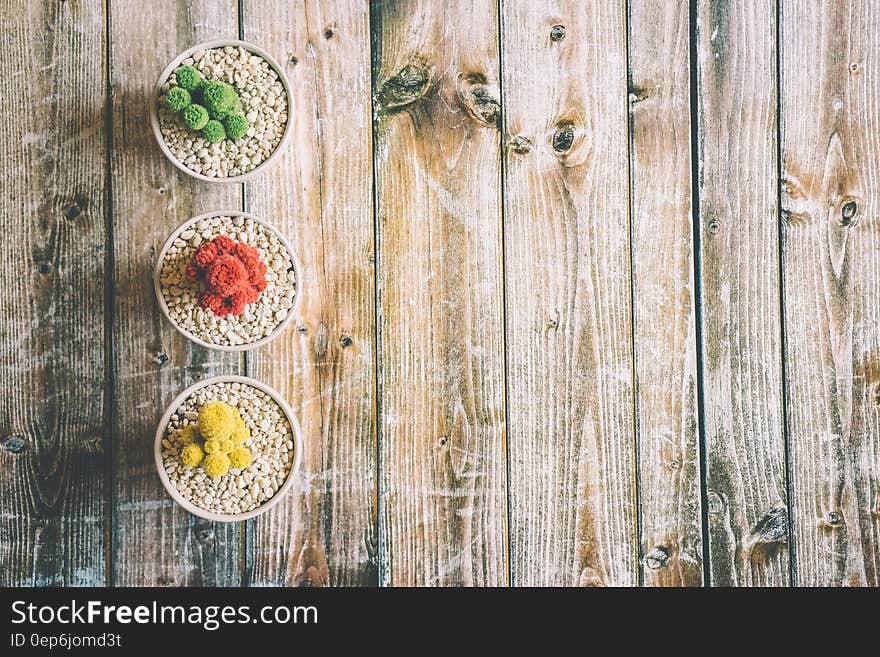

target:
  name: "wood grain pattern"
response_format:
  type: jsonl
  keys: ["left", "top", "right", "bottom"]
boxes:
{"left": 695, "top": 0, "right": 790, "bottom": 586}
{"left": 242, "top": 0, "right": 378, "bottom": 587}
{"left": 110, "top": 0, "right": 244, "bottom": 586}
{"left": 781, "top": 0, "right": 880, "bottom": 586}
{"left": 372, "top": 0, "right": 508, "bottom": 586}
{"left": 501, "top": 2, "right": 638, "bottom": 586}
{"left": 0, "top": 0, "right": 106, "bottom": 587}
{"left": 628, "top": 0, "right": 704, "bottom": 587}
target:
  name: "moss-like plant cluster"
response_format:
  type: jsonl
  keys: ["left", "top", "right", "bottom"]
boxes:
{"left": 163, "top": 65, "right": 250, "bottom": 143}
{"left": 175, "top": 400, "right": 252, "bottom": 478}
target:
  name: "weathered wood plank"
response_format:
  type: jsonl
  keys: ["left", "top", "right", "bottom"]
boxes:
{"left": 110, "top": 0, "right": 244, "bottom": 586}
{"left": 372, "top": 0, "right": 508, "bottom": 585}
{"left": 629, "top": 0, "right": 704, "bottom": 586}
{"left": 695, "top": 0, "right": 789, "bottom": 585}
{"left": 242, "top": 0, "right": 378, "bottom": 587}
{"left": 501, "top": 3, "right": 637, "bottom": 586}
{"left": 0, "top": 0, "right": 106, "bottom": 587}
{"left": 781, "top": 0, "right": 880, "bottom": 586}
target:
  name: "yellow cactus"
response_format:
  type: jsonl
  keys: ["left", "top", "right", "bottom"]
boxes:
{"left": 230, "top": 417, "right": 250, "bottom": 445}
{"left": 180, "top": 443, "right": 205, "bottom": 467}
{"left": 203, "top": 451, "right": 231, "bottom": 478}
{"left": 179, "top": 424, "right": 199, "bottom": 445}
{"left": 197, "top": 401, "right": 235, "bottom": 441}
{"left": 229, "top": 445, "right": 252, "bottom": 469}
{"left": 219, "top": 438, "right": 234, "bottom": 454}
{"left": 203, "top": 439, "right": 222, "bottom": 454}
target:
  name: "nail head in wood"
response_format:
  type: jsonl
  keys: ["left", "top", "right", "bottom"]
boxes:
{"left": 550, "top": 25, "right": 566, "bottom": 42}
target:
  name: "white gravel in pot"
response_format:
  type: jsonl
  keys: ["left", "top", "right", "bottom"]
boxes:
{"left": 160, "top": 380, "right": 295, "bottom": 516}
{"left": 157, "top": 45, "right": 288, "bottom": 179}
{"left": 157, "top": 214, "right": 298, "bottom": 347}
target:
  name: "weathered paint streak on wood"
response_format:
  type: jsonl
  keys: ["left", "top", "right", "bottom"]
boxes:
{"left": 501, "top": 3, "right": 638, "bottom": 586}
{"left": 0, "top": 0, "right": 106, "bottom": 587}
{"left": 629, "top": 0, "right": 704, "bottom": 586}
{"left": 371, "top": 0, "right": 508, "bottom": 585}
{"left": 695, "top": 0, "right": 790, "bottom": 586}
{"left": 781, "top": 0, "right": 880, "bottom": 586}
{"left": 110, "top": 0, "right": 243, "bottom": 586}
{"left": 242, "top": 0, "right": 378, "bottom": 587}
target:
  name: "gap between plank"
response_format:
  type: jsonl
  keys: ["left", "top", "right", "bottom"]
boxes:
{"left": 623, "top": 0, "right": 645, "bottom": 587}
{"left": 103, "top": 0, "right": 117, "bottom": 587}
{"left": 495, "top": 0, "right": 513, "bottom": 588}
{"left": 774, "top": 0, "right": 797, "bottom": 586}
{"left": 367, "top": 2, "right": 387, "bottom": 587}
{"left": 688, "top": 0, "right": 713, "bottom": 588}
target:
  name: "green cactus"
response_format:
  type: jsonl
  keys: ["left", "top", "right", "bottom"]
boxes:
{"left": 164, "top": 86, "right": 191, "bottom": 112}
{"left": 175, "top": 65, "right": 203, "bottom": 92}
{"left": 183, "top": 104, "right": 209, "bottom": 130}
{"left": 202, "top": 80, "right": 239, "bottom": 119}
{"left": 223, "top": 114, "right": 249, "bottom": 140}
{"left": 202, "top": 120, "right": 227, "bottom": 143}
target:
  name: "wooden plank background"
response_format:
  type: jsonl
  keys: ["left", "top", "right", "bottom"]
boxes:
{"left": 1, "top": 0, "right": 878, "bottom": 587}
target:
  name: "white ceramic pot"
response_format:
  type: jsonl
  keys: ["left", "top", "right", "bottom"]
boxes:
{"left": 150, "top": 39, "right": 293, "bottom": 183}
{"left": 154, "top": 210, "right": 303, "bottom": 352}
{"left": 154, "top": 375, "right": 303, "bottom": 522}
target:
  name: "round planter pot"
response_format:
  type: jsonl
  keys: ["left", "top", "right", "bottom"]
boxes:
{"left": 155, "top": 375, "right": 303, "bottom": 522}
{"left": 150, "top": 39, "right": 293, "bottom": 183}
{"left": 154, "top": 210, "right": 303, "bottom": 352}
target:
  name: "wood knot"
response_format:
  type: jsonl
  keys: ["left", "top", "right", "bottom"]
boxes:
{"left": 644, "top": 545, "right": 671, "bottom": 570}
{"left": 323, "top": 26, "right": 335, "bottom": 39}
{"left": 706, "top": 490, "right": 724, "bottom": 515}
{"left": 297, "top": 565, "right": 326, "bottom": 587}
{"left": 456, "top": 72, "right": 500, "bottom": 128}
{"left": 340, "top": 335, "right": 353, "bottom": 348}
{"left": 63, "top": 203, "right": 82, "bottom": 220}
{"left": 152, "top": 351, "right": 169, "bottom": 367}
{"left": 552, "top": 120, "right": 576, "bottom": 152}
{"left": 549, "top": 24, "right": 566, "bottom": 41}
{"left": 509, "top": 135, "right": 533, "bottom": 154}
{"left": 194, "top": 523, "right": 214, "bottom": 545}
{"left": 296, "top": 322, "right": 308, "bottom": 335}
{"left": 746, "top": 506, "right": 788, "bottom": 560}
{"left": 841, "top": 200, "right": 858, "bottom": 226}
{"left": 578, "top": 566, "right": 605, "bottom": 587}
{"left": 438, "top": 435, "right": 448, "bottom": 447}
{"left": 289, "top": 55, "right": 298, "bottom": 66}
{"left": 628, "top": 84, "right": 651, "bottom": 106}
{"left": 707, "top": 219, "right": 720, "bottom": 234}
{"left": 375, "top": 60, "right": 431, "bottom": 114}
{"left": 38, "top": 261, "right": 52, "bottom": 275}
{"left": 2, "top": 435, "right": 28, "bottom": 454}
{"left": 849, "top": 62, "right": 860, "bottom": 75}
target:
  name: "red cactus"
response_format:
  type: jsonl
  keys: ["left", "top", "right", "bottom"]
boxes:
{"left": 187, "top": 235, "right": 268, "bottom": 316}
